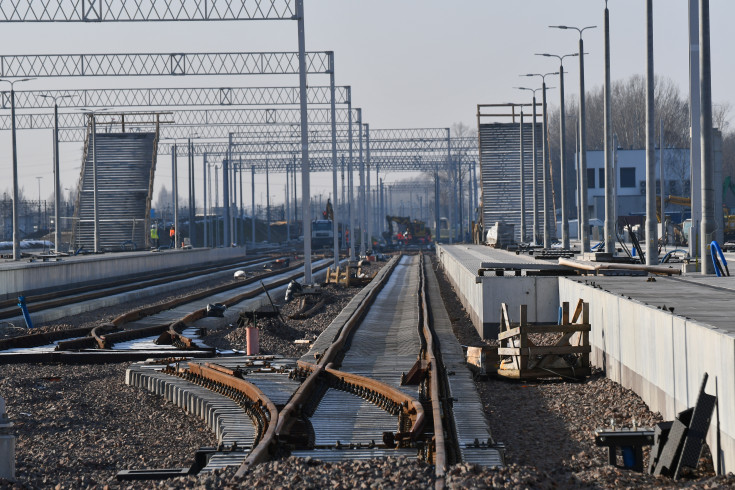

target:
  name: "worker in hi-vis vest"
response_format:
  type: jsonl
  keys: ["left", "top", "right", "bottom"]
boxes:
{"left": 150, "top": 224, "right": 159, "bottom": 248}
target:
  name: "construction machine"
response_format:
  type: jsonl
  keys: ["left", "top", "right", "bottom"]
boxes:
{"left": 312, "top": 199, "right": 334, "bottom": 249}
{"left": 383, "top": 215, "right": 432, "bottom": 247}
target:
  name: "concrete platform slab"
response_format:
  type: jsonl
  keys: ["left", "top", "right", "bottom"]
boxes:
{"left": 0, "top": 247, "right": 248, "bottom": 300}
{"left": 437, "top": 245, "right": 562, "bottom": 339}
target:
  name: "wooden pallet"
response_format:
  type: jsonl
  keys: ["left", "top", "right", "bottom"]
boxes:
{"left": 496, "top": 299, "right": 591, "bottom": 380}
{"left": 325, "top": 264, "right": 374, "bottom": 287}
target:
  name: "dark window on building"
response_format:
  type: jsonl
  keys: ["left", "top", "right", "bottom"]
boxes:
{"left": 620, "top": 167, "right": 636, "bottom": 188}
{"left": 599, "top": 168, "right": 605, "bottom": 188}
{"left": 587, "top": 168, "right": 596, "bottom": 189}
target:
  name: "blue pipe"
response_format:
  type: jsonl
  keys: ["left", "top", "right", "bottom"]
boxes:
{"left": 711, "top": 241, "right": 729, "bottom": 277}
{"left": 661, "top": 249, "right": 688, "bottom": 263}
{"left": 17, "top": 296, "right": 34, "bottom": 329}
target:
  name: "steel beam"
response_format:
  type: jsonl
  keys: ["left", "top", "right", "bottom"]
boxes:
{"left": 0, "top": 52, "right": 330, "bottom": 78}
{"left": 1, "top": 86, "right": 350, "bottom": 109}
{"left": 0, "top": 0, "right": 297, "bottom": 21}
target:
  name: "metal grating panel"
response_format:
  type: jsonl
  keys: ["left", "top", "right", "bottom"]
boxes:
{"left": 72, "top": 131, "right": 157, "bottom": 251}
{"left": 479, "top": 123, "right": 545, "bottom": 243}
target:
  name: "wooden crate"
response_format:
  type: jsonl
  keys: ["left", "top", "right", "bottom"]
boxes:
{"left": 496, "top": 299, "right": 591, "bottom": 380}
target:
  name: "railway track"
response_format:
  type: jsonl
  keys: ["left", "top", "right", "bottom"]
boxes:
{"left": 0, "top": 257, "right": 333, "bottom": 362}
{"left": 124, "top": 254, "right": 502, "bottom": 484}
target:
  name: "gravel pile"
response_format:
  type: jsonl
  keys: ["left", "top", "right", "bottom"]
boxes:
{"left": 0, "top": 362, "right": 216, "bottom": 488}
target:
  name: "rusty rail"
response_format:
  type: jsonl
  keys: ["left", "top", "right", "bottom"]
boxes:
{"left": 184, "top": 362, "right": 279, "bottom": 474}
{"left": 31, "top": 260, "right": 330, "bottom": 353}
{"left": 295, "top": 361, "right": 425, "bottom": 442}
{"left": 418, "top": 253, "right": 447, "bottom": 480}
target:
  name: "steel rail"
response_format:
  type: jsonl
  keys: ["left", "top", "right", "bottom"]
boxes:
{"left": 273, "top": 255, "right": 400, "bottom": 440}
{"left": 185, "top": 362, "right": 280, "bottom": 473}
{"left": 52, "top": 259, "right": 332, "bottom": 351}
{"left": 418, "top": 252, "right": 447, "bottom": 479}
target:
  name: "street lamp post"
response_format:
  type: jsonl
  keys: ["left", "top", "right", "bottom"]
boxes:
{"left": 522, "top": 73, "right": 559, "bottom": 249}
{"left": 550, "top": 25, "right": 596, "bottom": 254}
{"left": 0, "top": 78, "right": 35, "bottom": 260}
{"left": 515, "top": 86, "right": 543, "bottom": 244}
{"left": 39, "top": 94, "right": 72, "bottom": 254}
{"left": 603, "top": 0, "right": 616, "bottom": 255}
{"left": 536, "top": 52, "right": 578, "bottom": 250}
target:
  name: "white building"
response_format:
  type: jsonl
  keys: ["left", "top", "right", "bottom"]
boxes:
{"left": 582, "top": 148, "right": 691, "bottom": 224}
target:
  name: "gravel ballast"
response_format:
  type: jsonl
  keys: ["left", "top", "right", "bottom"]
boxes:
{"left": 2, "top": 253, "right": 734, "bottom": 488}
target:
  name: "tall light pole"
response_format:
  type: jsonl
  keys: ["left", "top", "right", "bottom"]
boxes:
{"left": 39, "top": 94, "right": 72, "bottom": 254}
{"left": 536, "top": 52, "right": 578, "bottom": 250}
{"left": 522, "top": 72, "right": 559, "bottom": 249}
{"left": 515, "top": 86, "right": 543, "bottom": 244}
{"left": 699, "top": 0, "right": 714, "bottom": 274}
{"left": 645, "top": 0, "right": 659, "bottom": 265}
{"left": 35, "top": 176, "right": 42, "bottom": 231}
{"left": 603, "top": 0, "right": 616, "bottom": 255}
{"left": 550, "top": 25, "right": 596, "bottom": 254}
{"left": 0, "top": 77, "right": 35, "bottom": 260}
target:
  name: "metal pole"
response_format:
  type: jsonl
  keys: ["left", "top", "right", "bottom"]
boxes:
{"left": 434, "top": 165, "right": 440, "bottom": 243}
{"left": 92, "top": 115, "right": 99, "bottom": 253}
{"left": 203, "top": 153, "right": 208, "bottom": 247}
{"left": 286, "top": 160, "right": 290, "bottom": 243}
{"left": 559, "top": 62, "right": 569, "bottom": 249}
{"left": 365, "top": 124, "right": 372, "bottom": 251}
{"left": 341, "top": 154, "right": 345, "bottom": 249}
{"left": 458, "top": 156, "right": 464, "bottom": 241}
{"left": 329, "top": 62, "right": 339, "bottom": 263}
{"left": 604, "top": 1, "right": 615, "bottom": 255}
{"left": 53, "top": 102, "right": 61, "bottom": 254}
{"left": 660, "top": 119, "right": 666, "bottom": 240}
{"left": 239, "top": 158, "right": 244, "bottom": 246}
{"left": 347, "top": 88, "right": 355, "bottom": 260}
{"left": 689, "top": 0, "right": 702, "bottom": 259}
{"left": 542, "top": 81, "right": 551, "bottom": 248}
{"left": 532, "top": 95, "right": 539, "bottom": 244}
{"left": 645, "top": 0, "right": 659, "bottom": 265}
{"left": 297, "top": 0, "right": 312, "bottom": 283}
{"left": 358, "top": 111, "right": 366, "bottom": 256}
{"left": 700, "top": 0, "right": 714, "bottom": 274}
{"left": 579, "top": 34, "right": 590, "bottom": 253}
{"left": 447, "top": 128, "right": 452, "bottom": 244}
{"left": 10, "top": 87, "right": 19, "bottom": 259}
{"left": 520, "top": 110, "right": 526, "bottom": 242}
{"left": 214, "top": 164, "right": 218, "bottom": 247}
{"left": 188, "top": 139, "right": 195, "bottom": 248}
{"left": 222, "top": 156, "right": 230, "bottom": 247}
{"left": 251, "top": 164, "right": 256, "bottom": 247}
{"left": 266, "top": 157, "right": 271, "bottom": 243}
{"left": 172, "top": 144, "right": 179, "bottom": 250}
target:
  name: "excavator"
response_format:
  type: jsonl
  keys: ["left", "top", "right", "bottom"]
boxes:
{"left": 383, "top": 215, "right": 432, "bottom": 248}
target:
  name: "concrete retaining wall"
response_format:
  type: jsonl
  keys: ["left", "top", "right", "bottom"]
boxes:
{"left": 560, "top": 277, "right": 735, "bottom": 474}
{"left": 0, "top": 248, "right": 247, "bottom": 300}
{"left": 437, "top": 246, "right": 558, "bottom": 339}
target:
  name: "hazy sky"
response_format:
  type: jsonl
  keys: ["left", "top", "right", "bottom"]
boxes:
{"left": 1, "top": 0, "right": 733, "bottom": 208}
